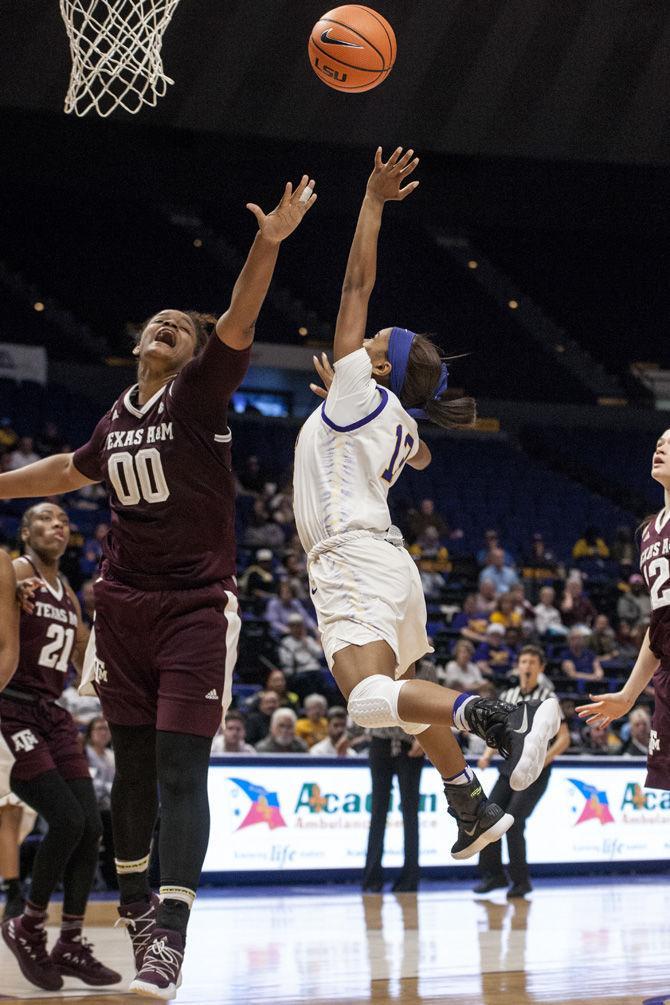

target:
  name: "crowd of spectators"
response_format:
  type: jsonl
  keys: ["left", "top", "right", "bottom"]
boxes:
{"left": 0, "top": 427, "right": 656, "bottom": 767}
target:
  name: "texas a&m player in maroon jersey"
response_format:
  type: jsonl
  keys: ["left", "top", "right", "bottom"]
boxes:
{"left": 579, "top": 429, "right": 670, "bottom": 789}
{"left": 0, "top": 174, "right": 317, "bottom": 999}
{"left": 0, "top": 503, "right": 120, "bottom": 991}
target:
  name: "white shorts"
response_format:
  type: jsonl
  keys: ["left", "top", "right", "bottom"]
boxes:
{"left": 308, "top": 530, "right": 433, "bottom": 678}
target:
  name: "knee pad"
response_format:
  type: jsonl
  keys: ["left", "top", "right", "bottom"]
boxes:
{"left": 347, "top": 674, "right": 430, "bottom": 735}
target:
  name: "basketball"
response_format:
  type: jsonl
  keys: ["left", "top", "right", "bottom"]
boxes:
{"left": 308, "top": 5, "right": 396, "bottom": 92}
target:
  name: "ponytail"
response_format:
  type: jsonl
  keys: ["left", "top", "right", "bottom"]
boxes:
{"left": 399, "top": 332, "right": 476, "bottom": 430}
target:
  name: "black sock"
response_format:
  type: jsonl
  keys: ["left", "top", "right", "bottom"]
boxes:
{"left": 118, "top": 870, "right": 151, "bottom": 906}
{"left": 4, "top": 878, "right": 21, "bottom": 901}
{"left": 156, "top": 898, "right": 190, "bottom": 938}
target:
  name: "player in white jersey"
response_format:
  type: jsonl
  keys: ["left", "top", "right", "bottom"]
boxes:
{"left": 294, "top": 147, "right": 560, "bottom": 858}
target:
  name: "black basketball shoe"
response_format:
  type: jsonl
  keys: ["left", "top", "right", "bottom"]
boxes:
{"left": 444, "top": 776, "right": 514, "bottom": 861}
{"left": 463, "top": 696, "right": 561, "bottom": 791}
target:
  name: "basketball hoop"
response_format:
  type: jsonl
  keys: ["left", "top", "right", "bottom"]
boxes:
{"left": 59, "top": 0, "right": 181, "bottom": 117}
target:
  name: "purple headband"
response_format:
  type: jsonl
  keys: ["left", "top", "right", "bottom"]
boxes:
{"left": 387, "top": 326, "right": 449, "bottom": 419}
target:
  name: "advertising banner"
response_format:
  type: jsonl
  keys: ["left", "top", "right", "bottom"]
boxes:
{"left": 0, "top": 343, "right": 47, "bottom": 385}
{"left": 204, "top": 758, "right": 669, "bottom": 875}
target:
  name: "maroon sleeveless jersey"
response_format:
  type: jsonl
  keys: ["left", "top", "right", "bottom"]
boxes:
{"left": 73, "top": 335, "right": 250, "bottom": 591}
{"left": 640, "top": 508, "right": 670, "bottom": 663}
{"left": 12, "top": 574, "right": 78, "bottom": 701}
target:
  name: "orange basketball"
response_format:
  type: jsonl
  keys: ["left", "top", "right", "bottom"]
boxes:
{"left": 308, "top": 5, "right": 396, "bottom": 92}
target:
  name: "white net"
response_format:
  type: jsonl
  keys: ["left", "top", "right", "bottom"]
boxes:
{"left": 59, "top": 0, "right": 181, "bottom": 117}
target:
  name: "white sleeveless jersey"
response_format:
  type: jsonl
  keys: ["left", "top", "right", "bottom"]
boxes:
{"left": 294, "top": 348, "right": 419, "bottom": 554}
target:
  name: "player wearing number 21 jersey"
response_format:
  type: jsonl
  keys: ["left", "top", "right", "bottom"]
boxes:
{"left": 579, "top": 428, "right": 670, "bottom": 790}
{"left": 0, "top": 503, "right": 120, "bottom": 991}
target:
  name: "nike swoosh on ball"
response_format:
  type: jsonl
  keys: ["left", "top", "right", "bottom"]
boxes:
{"left": 320, "top": 28, "right": 364, "bottom": 48}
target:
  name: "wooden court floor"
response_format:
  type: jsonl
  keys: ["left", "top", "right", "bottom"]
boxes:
{"left": 1, "top": 880, "right": 669, "bottom": 1005}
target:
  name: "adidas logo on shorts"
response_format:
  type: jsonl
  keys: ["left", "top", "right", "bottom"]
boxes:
{"left": 205, "top": 689, "right": 219, "bottom": 700}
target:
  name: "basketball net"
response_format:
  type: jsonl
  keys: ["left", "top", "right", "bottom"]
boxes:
{"left": 59, "top": 0, "right": 181, "bottom": 117}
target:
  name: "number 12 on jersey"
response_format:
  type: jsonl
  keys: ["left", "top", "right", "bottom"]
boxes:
{"left": 382, "top": 425, "right": 415, "bottom": 483}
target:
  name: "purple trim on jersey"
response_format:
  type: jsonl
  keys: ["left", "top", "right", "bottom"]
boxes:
{"left": 320, "top": 387, "right": 388, "bottom": 433}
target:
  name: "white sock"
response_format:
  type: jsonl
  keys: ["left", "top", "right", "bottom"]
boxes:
{"left": 453, "top": 694, "right": 478, "bottom": 732}
{"left": 443, "top": 765, "right": 475, "bottom": 786}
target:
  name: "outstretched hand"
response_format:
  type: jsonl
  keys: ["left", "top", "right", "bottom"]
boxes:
{"left": 246, "top": 175, "right": 317, "bottom": 244}
{"left": 366, "top": 146, "right": 420, "bottom": 204}
{"left": 309, "top": 352, "right": 334, "bottom": 399}
{"left": 575, "top": 691, "right": 635, "bottom": 727}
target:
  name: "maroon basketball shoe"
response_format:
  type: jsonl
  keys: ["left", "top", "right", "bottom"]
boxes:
{"left": 129, "top": 928, "right": 184, "bottom": 999}
{"left": 50, "top": 934, "right": 122, "bottom": 986}
{"left": 116, "top": 893, "right": 160, "bottom": 971}
{"left": 1, "top": 916, "right": 63, "bottom": 991}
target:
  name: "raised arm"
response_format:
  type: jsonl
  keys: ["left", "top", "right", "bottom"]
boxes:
{"left": 216, "top": 176, "right": 317, "bottom": 350}
{"left": 333, "top": 146, "right": 419, "bottom": 363}
{"left": 0, "top": 452, "right": 96, "bottom": 501}
{"left": 576, "top": 628, "right": 659, "bottom": 725}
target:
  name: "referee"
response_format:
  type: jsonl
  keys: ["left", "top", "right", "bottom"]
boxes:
{"left": 474, "top": 645, "right": 570, "bottom": 898}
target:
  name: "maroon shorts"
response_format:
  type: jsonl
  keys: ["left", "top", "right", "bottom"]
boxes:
{"left": 0, "top": 697, "right": 90, "bottom": 784}
{"left": 646, "top": 667, "right": 670, "bottom": 789}
{"left": 92, "top": 576, "right": 240, "bottom": 738}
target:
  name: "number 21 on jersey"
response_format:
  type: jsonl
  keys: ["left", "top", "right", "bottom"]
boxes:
{"left": 381, "top": 424, "right": 415, "bottom": 484}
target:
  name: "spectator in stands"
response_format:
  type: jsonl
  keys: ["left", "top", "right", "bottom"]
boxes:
{"left": 409, "top": 526, "right": 451, "bottom": 598}
{"left": 560, "top": 627, "right": 603, "bottom": 686}
{"left": 256, "top": 708, "right": 308, "bottom": 754}
{"left": 521, "top": 533, "right": 562, "bottom": 582}
{"left": 490, "top": 592, "right": 523, "bottom": 630}
{"left": 621, "top": 707, "right": 651, "bottom": 756}
{"left": 406, "top": 498, "right": 450, "bottom": 543}
{"left": 239, "top": 548, "right": 278, "bottom": 609}
{"left": 533, "top": 586, "right": 565, "bottom": 637}
{"left": 477, "top": 530, "right": 514, "bottom": 567}
{"left": 560, "top": 698, "right": 586, "bottom": 753}
{"left": 450, "top": 594, "right": 490, "bottom": 644}
{"left": 474, "top": 623, "right": 515, "bottom": 679}
{"left": 59, "top": 681, "right": 102, "bottom": 727}
{"left": 79, "top": 521, "right": 109, "bottom": 578}
{"left": 263, "top": 667, "right": 300, "bottom": 711}
{"left": 295, "top": 694, "right": 329, "bottom": 749}
{"left": 243, "top": 498, "right": 286, "bottom": 550}
{"left": 572, "top": 526, "right": 610, "bottom": 560}
{"left": 590, "top": 613, "right": 618, "bottom": 658}
{"left": 279, "top": 551, "right": 309, "bottom": 600}
{"left": 610, "top": 526, "right": 636, "bottom": 573}
{"left": 243, "top": 690, "right": 280, "bottom": 746}
{"left": 615, "top": 620, "right": 644, "bottom": 663}
{"left": 84, "top": 717, "right": 116, "bottom": 890}
{"left": 0, "top": 417, "right": 18, "bottom": 455}
{"left": 211, "top": 710, "right": 257, "bottom": 754}
{"left": 79, "top": 577, "right": 96, "bottom": 627}
{"left": 560, "top": 574, "right": 596, "bottom": 628}
{"left": 265, "top": 579, "right": 317, "bottom": 639}
{"left": 479, "top": 547, "right": 519, "bottom": 594}
{"left": 237, "top": 454, "right": 266, "bottom": 495}
{"left": 441, "top": 639, "right": 485, "bottom": 691}
{"left": 508, "top": 582, "right": 536, "bottom": 623}
{"left": 278, "top": 614, "right": 325, "bottom": 693}
{"left": 310, "top": 707, "right": 357, "bottom": 757}
{"left": 617, "top": 574, "right": 651, "bottom": 628}
{"left": 6, "top": 436, "right": 39, "bottom": 471}
{"left": 583, "top": 722, "right": 621, "bottom": 756}
{"left": 35, "top": 420, "right": 64, "bottom": 457}
{"left": 267, "top": 475, "right": 296, "bottom": 533}
{"left": 474, "top": 578, "right": 498, "bottom": 615}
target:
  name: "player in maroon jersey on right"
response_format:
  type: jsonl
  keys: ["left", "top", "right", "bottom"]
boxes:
{"left": 0, "top": 502, "right": 120, "bottom": 991}
{"left": 0, "top": 174, "right": 316, "bottom": 999}
{"left": 578, "top": 428, "right": 670, "bottom": 788}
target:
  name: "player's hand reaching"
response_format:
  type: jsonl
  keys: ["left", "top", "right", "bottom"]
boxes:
{"left": 246, "top": 176, "right": 317, "bottom": 244}
{"left": 366, "top": 146, "right": 420, "bottom": 204}
{"left": 576, "top": 691, "right": 635, "bottom": 727}
{"left": 16, "top": 577, "right": 41, "bottom": 615}
{"left": 309, "top": 352, "right": 334, "bottom": 399}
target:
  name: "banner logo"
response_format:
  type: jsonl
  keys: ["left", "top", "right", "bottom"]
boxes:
{"left": 229, "top": 777, "right": 287, "bottom": 831}
{"left": 568, "top": 778, "right": 615, "bottom": 826}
